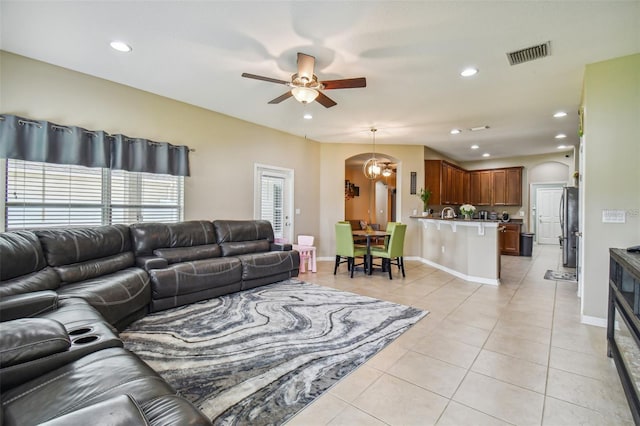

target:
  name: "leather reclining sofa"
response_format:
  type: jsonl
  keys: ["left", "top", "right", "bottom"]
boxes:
{"left": 0, "top": 220, "right": 300, "bottom": 425}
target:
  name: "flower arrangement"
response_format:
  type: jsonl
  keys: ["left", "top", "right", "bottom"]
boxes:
{"left": 419, "top": 188, "right": 432, "bottom": 212}
{"left": 460, "top": 204, "right": 476, "bottom": 218}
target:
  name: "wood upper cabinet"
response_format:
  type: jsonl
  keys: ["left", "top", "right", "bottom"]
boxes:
{"left": 426, "top": 162, "right": 522, "bottom": 207}
{"left": 492, "top": 167, "right": 523, "bottom": 206}
{"left": 424, "top": 160, "right": 467, "bottom": 205}
{"left": 469, "top": 170, "right": 492, "bottom": 205}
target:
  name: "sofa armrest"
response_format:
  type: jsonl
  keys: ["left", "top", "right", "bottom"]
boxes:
{"left": 135, "top": 256, "right": 169, "bottom": 271}
{"left": 270, "top": 243, "right": 292, "bottom": 251}
{"left": 0, "top": 291, "right": 58, "bottom": 322}
{"left": 0, "top": 318, "right": 70, "bottom": 368}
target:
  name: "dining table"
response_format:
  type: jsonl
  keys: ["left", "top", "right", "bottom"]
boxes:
{"left": 352, "top": 229, "right": 390, "bottom": 274}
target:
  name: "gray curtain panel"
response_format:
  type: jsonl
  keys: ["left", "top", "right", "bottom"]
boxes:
{"left": 0, "top": 115, "right": 110, "bottom": 168}
{"left": 0, "top": 114, "right": 190, "bottom": 176}
{"left": 110, "top": 135, "right": 190, "bottom": 176}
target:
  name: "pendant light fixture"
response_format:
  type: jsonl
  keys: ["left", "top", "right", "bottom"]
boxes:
{"left": 363, "top": 128, "right": 381, "bottom": 179}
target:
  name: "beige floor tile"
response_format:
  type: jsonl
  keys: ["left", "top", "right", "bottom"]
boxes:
{"left": 542, "top": 396, "right": 634, "bottom": 426}
{"left": 428, "top": 318, "right": 491, "bottom": 348}
{"left": 352, "top": 374, "right": 449, "bottom": 425}
{"left": 436, "top": 401, "right": 513, "bottom": 426}
{"left": 492, "top": 318, "right": 552, "bottom": 345}
{"left": 412, "top": 334, "right": 482, "bottom": 368}
{"left": 484, "top": 331, "right": 550, "bottom": 366}
{"left": 546, "top": 367, "right": 632, "bottom": 421}
{"left": 366, "top": 341, "right": 408, "bottom": 371}
{"left": 551, "top": 326, "right": 608, "bottom": 357}
{"left": 453, "top": 371, "right": 545, "bottom": 425}
{"left": 287, "top": 393, "right": 348, "bottom": 426}
{"left": 387, "top": 350, "right": 467, "bottom": 398}
{"left": 549, "top": 346, "right": 619, "bottom": 383}
{"left": 472, "top": 349, "right": 548, "bottom": 393}
{"left": 329, "top": 365, "right": 383, "bottom": 403}
{"left": 326, "top": 406, "right": 387, "bottom": 426}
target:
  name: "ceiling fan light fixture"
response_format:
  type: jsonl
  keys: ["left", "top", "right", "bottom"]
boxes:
{"left": 291, "top": 86, "right": 319, "bottom": 104}
{"left": 382, "top": 167, "right": 393, "bottom": 177}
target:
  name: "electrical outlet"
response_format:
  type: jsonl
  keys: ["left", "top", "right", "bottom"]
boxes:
{"left": 441, "top": 245, "right": 445, "bottom": 253}
{"left": 519, "top": 210, "right": 524, "bottom": 217}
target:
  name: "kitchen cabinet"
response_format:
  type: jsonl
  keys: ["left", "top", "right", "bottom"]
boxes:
{"left": 492, "top": 167, "right": 522, "bottom": 206}
{"left": 469, "top": 170, "right": 492, "bottom": 205}
{"left": 500, "top": 223, "right": 521, "bottom": 256}
{"left": 424, "top": 160, "right": 467, "bottom": 205}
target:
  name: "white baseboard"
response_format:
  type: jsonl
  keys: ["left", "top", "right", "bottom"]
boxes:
{"left": 580, "top": 315, "right": 607, "bottom": 328}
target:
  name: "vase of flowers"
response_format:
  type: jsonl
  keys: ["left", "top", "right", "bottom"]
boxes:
{"left": 419, "top": 188, "right": 432, "bottom": 215}
{"left": 460, "top": 204, "right": 476, "bottom": 220}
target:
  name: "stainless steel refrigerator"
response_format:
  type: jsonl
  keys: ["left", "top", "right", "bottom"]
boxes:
{"left": 560, "top": 186, "right": 579, "bottom": 268}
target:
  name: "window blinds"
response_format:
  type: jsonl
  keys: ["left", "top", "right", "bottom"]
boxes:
{"left": 5, "top": 159, "right": 183, "bottom": 230}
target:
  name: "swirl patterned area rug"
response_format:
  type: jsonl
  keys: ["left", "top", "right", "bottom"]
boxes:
{"left": 120, "top": 279, "right": 427, "bottom": 425}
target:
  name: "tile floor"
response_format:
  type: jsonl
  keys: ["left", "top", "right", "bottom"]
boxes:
{"left": 287, "top": 244, "right": 633, "bottom": 425}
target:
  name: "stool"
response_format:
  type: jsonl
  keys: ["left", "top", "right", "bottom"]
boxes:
{"left": 293, "top": 235, "right": 316, "bottom": 273}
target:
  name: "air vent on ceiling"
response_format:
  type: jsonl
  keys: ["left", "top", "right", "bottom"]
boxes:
{"left": 507, "top": 41, "right": 551, "bottom": 66}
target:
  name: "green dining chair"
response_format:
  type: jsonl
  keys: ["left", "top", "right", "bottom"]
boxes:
{"left": 370, "top": 223, "right": 406, "bottom": 280}
{"left": 334, "top": 222, "right": 367, "bottom": 278}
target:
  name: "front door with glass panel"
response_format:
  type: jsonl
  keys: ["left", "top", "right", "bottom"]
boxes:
{"left": 254, "top": 164, "right": 294, "bottom": 243}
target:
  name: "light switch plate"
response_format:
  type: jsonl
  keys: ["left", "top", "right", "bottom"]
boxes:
{"left": 602, "top": 209, "right": 626, "bottom": 223}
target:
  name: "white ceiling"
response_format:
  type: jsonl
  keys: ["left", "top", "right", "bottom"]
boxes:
{"left": 1, "top": 1, "right": 639, "bottom": 161}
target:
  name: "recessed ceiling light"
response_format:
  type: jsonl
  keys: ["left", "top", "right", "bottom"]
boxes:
{"left": 460, "top": 67, "right": 478, "bottom": 77}
{"left": 557, "top": 145, "right": 567, "bottom": 149}
{"left": 303, "top": 113, "right": 312, "bottom": 120}
{"left": 553, "top": 111, "right": 567, "bottom": 118}
{"left": 471, "top": 144, "right": 479, "bottom": 150}
{"left": 555, "top": 133, "right": 567, "bottom": 139}
{"left": 450, "top": 129, "right": 461, "bottom": 135}
{"left": 110, "top": 41, "right": 132, "bottom": 52}
{"left": 482, "top": 153, "right": 490, "bottom": 157}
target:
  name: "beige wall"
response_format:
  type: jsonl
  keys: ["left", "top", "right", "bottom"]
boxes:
{"left": 0, "top": 51, "right": 321, "bottom": 238}
{"left": 319, "top": 143, "right": 425, "bottom": 258}
{"left": 581, "top": 54, "right": 640, "bottom": 321}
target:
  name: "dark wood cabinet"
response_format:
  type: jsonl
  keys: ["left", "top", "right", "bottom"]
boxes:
{"left": 500, "top": 223, "right": 521, "bottom": 256}
{"left": 492, "top": 167, "right": 522, "bottom": 206}
{"left": 425, "top": 160, "right": 467, "bottom": 205}
{"left": 426, "top": 162, "right": 522, "bottom": 207}
{"left": 469, "top": 170, "right": 492, "bottom": 205}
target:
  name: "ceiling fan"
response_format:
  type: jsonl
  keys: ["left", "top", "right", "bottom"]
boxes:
{"left": 241, "top": 52, "right": 366, "bottom": 108}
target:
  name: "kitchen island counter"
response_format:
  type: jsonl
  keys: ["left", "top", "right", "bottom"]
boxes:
{"left": 412, "top": 217, "right": 501, "bottom": 285}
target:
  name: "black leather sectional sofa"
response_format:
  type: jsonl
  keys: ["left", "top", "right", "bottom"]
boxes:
{"left": 0, "top": 220, "right": 300, "bottom": 425}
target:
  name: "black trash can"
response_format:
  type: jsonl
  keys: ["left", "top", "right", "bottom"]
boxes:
{"left": 520, "top": 233, "right": 534, "bottom": 256}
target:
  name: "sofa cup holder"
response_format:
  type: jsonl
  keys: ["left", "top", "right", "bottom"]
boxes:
{"left": 68, "top": 326, "right": 94, "bottom": 336}
{"left": 72, "top": 335, "right": 100, "bottom": 345}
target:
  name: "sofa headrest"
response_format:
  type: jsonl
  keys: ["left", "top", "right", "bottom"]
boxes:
{"left": 0, "top": 231, "right": 47, "bottom": 281}
{"left": 35, "top": 225, "right": 131, "bottom": 266}
{"left": 213, "top": 220, "right": 274, "bottom": 244}
{"left": 129, "top": 221, "right": 215, "bottom": 256}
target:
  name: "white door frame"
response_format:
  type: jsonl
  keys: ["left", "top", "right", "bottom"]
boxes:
{"left": 254, "top": 164, "right": 294, "bottom": 243}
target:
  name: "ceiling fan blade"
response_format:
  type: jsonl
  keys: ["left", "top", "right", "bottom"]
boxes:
{"left": 268, "top": 91, "right": 293, "bottom": 104}
{"left": 321, "top": 77, "right": 367, "bottom": 90}
{"left": 241, "top": 73, "right": 289, "bottom": 85}
{"left": 315, "top": 91, "right": 337, "bottom": 108}
{"left": 297, "top": 52, "right": 315, "bottom": 81}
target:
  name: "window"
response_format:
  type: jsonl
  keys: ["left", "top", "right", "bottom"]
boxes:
{"left": 260, "top": 174, "right": 285, "bottom": 239}
{"left": 3, "top": 159, "right": 183, "bottom": 230}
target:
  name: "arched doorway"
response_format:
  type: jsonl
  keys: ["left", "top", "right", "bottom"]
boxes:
{"left": 344, "top": 153, "right": 399, "bottom": 229}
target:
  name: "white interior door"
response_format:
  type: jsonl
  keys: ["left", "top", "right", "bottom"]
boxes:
{"left": 254, "top": 164, "right": 294, "bottom": 243}
{"left": 537, "top": 187, "right": 563, "bottom": 244}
